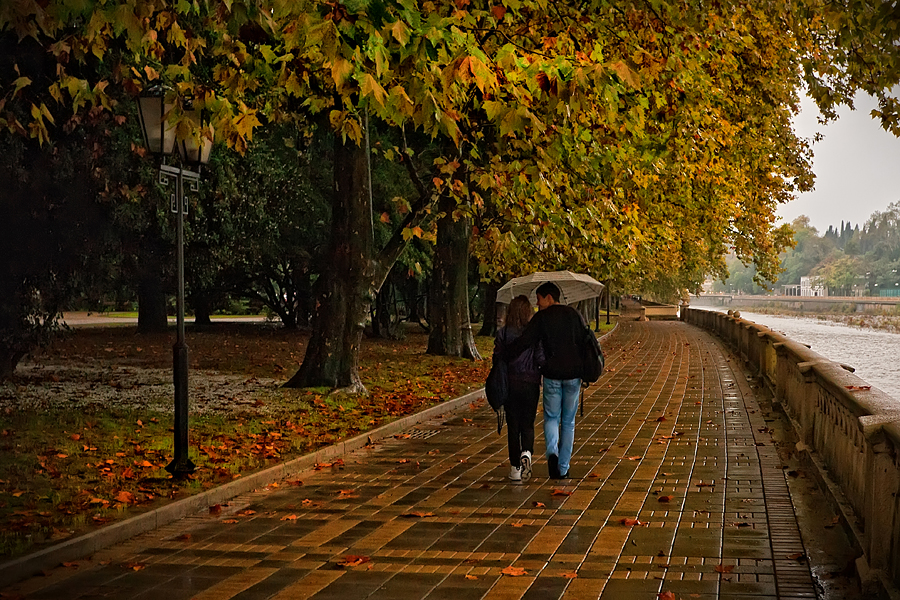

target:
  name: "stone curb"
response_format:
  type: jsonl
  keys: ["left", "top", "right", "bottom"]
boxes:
{"left": 0, "top": 388, "right": 487, "bottom": 588}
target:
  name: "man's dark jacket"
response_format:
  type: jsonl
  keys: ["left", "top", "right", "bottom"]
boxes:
{"left": 504, "top": 303, "right": 586, "bottom": 380}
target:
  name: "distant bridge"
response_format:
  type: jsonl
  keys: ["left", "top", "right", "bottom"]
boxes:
{"left": 690, "top": 293, "right": 900, "bottom": 312}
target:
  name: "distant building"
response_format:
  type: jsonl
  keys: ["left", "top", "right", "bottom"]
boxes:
{"left": 782, "top": 284, "right": 801, "bottom": 296}
{"left": 800, "top": 276, "right": 827, "bottom": 297}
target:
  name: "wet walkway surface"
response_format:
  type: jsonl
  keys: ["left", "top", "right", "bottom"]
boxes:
{"left": 5, "top": 321, "right": 855, "bottom": 599}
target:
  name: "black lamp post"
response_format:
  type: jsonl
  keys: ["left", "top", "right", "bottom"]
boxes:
{"left": 136, "top": 88, "right": 213, "bottom": 476}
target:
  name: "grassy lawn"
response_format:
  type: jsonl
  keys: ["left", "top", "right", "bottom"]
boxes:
{"left": 0, "top": 317, "right": 617, "bottom": 559}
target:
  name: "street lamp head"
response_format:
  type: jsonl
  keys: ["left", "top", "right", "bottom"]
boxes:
{"left": 136, "top": 86, "right": 176, "bottom": 157}
{"left": 178, "top": 116, "right": 214, "bottom": 167}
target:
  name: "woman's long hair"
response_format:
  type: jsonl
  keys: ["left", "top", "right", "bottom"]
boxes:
{"left": 506, "top": 295, "right": 534, "bottom": 330}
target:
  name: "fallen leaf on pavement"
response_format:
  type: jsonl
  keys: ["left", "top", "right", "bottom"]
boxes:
{"left": 551, "top": 489, "right": 572, "bottom": 496}
{"left": 620, "top": 518, "right": 645, "bottom": 527}
{"left": 714, "top": 564, "right": 734, "bottom": 573}
{"left": 787, "top": 552, "right": 806, "bottom": 561}
{"left": 658, "top": 495, "right": 674, "bottom": 503}
{"left": 658, "top": 592, "right": 675, "bottom": 600}
{"left": 221, "top": 519, "right": 239, "bottom": 524}
{"left": 562, "top": 571, "right": 578, "bottom": 579}
{"left": 500, "top": 566, "right": 526, "bottom": 576}
{"left": 533, "top": 501, "right": 546, "bottom": 508}
{"left": 465, "top": 574, "right": 478, "bottom": 580}
{"left": 280, "top": 514, "right": 298, "bottom": 521}
{"left": 400, "top": 511, "right": 435, "bottom": 518}
{"left": 338, "top": 555, "right": 370, "bottom": 567}
{"left": 209, "top": 504, "right": 222, "bottom": 515}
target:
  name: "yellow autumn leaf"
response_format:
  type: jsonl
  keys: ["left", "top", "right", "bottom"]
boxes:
{"left": 360, "top": 73, "right": 387, "bottom": 106}
{"left": 390, "top": 20, "right": 409, "bottom": 45}
{"left": 331, "top": 57, "right": 353, "bottom": 89}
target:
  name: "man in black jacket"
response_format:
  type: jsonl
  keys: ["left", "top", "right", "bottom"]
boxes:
{"left": 505, "top": 282, "right": 586, "bottom": 478}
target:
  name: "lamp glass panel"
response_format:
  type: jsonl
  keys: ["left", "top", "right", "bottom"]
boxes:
{"left": 137, "top": 96, "right": 176, "bottom": 155}
{"left": 179, "top": 118, "right": 214, "bottom": 166}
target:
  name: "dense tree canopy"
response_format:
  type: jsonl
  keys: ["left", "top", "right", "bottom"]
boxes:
{"left": 2, "top": 0, "right": 900, "bottom": 381}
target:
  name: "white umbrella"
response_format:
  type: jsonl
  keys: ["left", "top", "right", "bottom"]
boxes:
{"left": 496, "top": 271, "right": 605, "bottom": 305}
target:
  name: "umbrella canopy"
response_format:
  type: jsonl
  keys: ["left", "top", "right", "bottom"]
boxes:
{"left": 496, "top": 271, "right": 605, "bottom": 305}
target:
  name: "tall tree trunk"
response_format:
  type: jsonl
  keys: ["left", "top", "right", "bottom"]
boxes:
{"left": 284, "top": 136, "right": 372, "bottom": 393}
{"left": 192, "top": 292, "right": 212, "bottom": 330}
{"left": 427, "top": 197, "right": 481, "bottom": 359}
{"left": 137, "top": 252, "right": 168, "bottom": 334}
{"left": 477, "top": 281, "right": 500, "bottom": 337}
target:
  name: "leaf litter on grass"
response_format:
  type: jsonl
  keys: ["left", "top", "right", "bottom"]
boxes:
{"left": 0, "top": 323, "right": 493, "bottom": 559}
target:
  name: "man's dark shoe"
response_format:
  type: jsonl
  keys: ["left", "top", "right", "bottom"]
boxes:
{"left": 556, "top": 471, "right": 569, "bottom": 479}
{"left": 548, "top": 454, "right": 559, "bottom": 479}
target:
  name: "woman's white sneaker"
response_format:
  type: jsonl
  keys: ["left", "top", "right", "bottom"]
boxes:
{"left": 508, "top": 465, "right": 522, "bottom": 481}
{"left": 520, "top": 451, "right": 532, "bottom": 482}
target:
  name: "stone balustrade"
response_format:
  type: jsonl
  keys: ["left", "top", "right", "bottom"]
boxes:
{"left": 682, "top": 307, "right": 900, "bottom": 594}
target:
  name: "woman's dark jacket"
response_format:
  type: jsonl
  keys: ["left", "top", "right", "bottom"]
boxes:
{"left": 494, "top": 325, "right": 544, "bottom": 384}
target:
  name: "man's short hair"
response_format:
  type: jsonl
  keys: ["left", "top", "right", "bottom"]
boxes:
{"left": 535, "top": 282, "right": 561, "bottom": 302}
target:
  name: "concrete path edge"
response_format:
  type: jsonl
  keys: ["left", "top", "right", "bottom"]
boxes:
{"left": 0, "top": 388, "right": 487, "bottom": 588}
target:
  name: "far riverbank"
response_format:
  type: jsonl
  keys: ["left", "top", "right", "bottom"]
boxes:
{"left": 723, "top": 304, "right": 900, "bottom": 334}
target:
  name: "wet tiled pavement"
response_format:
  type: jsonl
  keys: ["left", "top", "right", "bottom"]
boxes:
{"left": 5, "top": 321, "right": 825, "bottom": 599}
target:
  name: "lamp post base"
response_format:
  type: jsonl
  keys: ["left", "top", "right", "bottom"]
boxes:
{"left": 166, "top": 341, "right": 195, "bottom": 476}
{"left": 165, "top": 456, "right": 196, "bottom": 476}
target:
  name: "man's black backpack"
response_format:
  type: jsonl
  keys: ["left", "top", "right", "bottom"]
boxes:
{"left": 581, "top": 328, "right": 605, "bottom": 384}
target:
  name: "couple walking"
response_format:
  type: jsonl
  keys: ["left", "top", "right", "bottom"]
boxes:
{"left": 493, "top": 281, "right": 593, "bottom": 482}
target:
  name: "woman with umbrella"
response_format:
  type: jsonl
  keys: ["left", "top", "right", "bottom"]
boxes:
{"left": 493, "top": 295, "right": 544, "bottom": 482}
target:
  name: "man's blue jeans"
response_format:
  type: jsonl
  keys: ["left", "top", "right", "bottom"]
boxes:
{"left": 542, "top": 377, "right": 581, "bottom": 474}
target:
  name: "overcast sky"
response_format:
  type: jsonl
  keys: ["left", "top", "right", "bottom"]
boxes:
{"left": 776, "top": 92, "right": 900, "bottom": 233}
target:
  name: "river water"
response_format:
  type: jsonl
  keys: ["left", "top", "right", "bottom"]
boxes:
{"left": 696, "top": 309, "right": 900, "bottom": 401}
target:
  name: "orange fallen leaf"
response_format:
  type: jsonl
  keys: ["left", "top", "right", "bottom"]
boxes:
{"left": 222, "top": 519, "right": 239, "bottom": 524}
{"left": 465, "top": 574, "right": 478, "bottom": 580}
{"left": 620, "top": 517, "right": 644, "bottom": 527}
{"left": 56, "top": 453, "right": 68, "bottom": 459}
{"left": 500, "top": 566, "right": 526, "bottom": 576}
{"left": 658, "top": 592, "right": 675, "bottom": 600}
{"left": 61, "top": 561, "right": 78, "bottom": 568}
{"left": 397, "top": 458, "right": 410, "bottom": 464}
{"left": 209, "top": 504, "right": 222, "bottom": 515}
{"left": 237, "top": 509, "right": 257, "bottom": 516}
{"left": 126, "top": 563, "right": 145, "bottom": 571}
{"left": 658, "top": 495, "right": 674, "bottom": 503}
{"left": 533, "top": 501, "right": 546, "bottom": 508}
{"left": 551, "top": 489, "right": 573, "bottom": 497}
{"left": 400, "top": 511, "right": 435, "bottom": 518}
{"left": 281, "top": 514, "right": 298, "bottom": 521}
{"left": 114, "top": 491, "right": 134, "bottom": 504}
{"left": 714, "top": 564, "right": 734, "bottom": 573}
{"left": 337, "top": 489, "right": 358, "bottom": 498}
{"left": 787, "top": 552, "right": 806, "bottom": 561}
{"left": 338, "top": 555, "right": 370, "bottom": 567}
{"left": 511, "top": 522, "right": 524, "bottom": 528}
{"left": 69, "top": 434, "right": 81, "bottom": 441}
{"left": 175, "top": 534, "right": 192, "bottom": 541}
{"left": 562, "top": 571, "right": 578, "bottom": 579}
